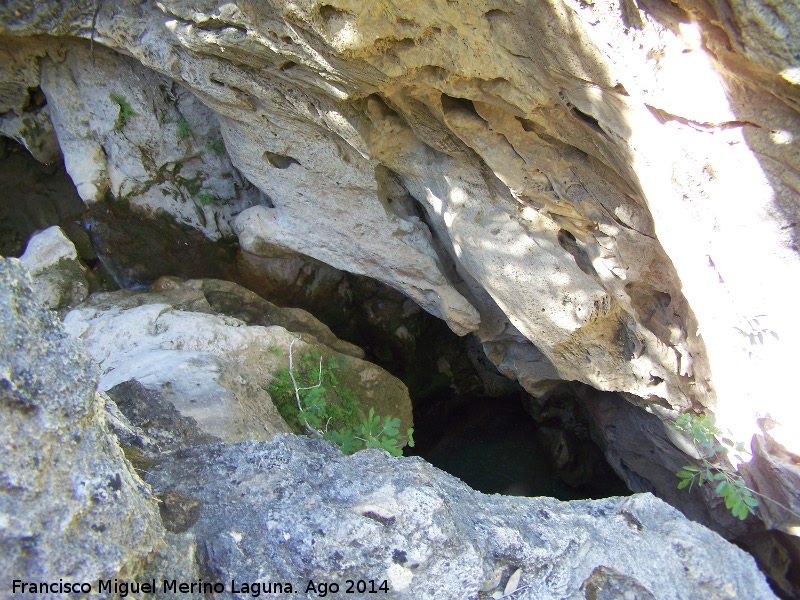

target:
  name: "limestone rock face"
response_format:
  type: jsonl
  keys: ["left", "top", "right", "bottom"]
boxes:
{"left": 5, "top": 0, "right": 796, "bottom": 424}
{"left": 63, "top": 280, "right": 413, "bottom": 444}
{"left": 142, "top": 434, "right": 777, "bottom": 600}
{"left": 0, "top": 0, "right": 719, "bottom": 410}
{"left": 2, "top": 0, "right": 800, "bottom": 569}
{"left": 0, "top": 259, "right": 163, "bottom": 588}
{"left": 0, "top": 40, "right": 61, "bottom": 164}
{"left": 19, "top": 225, "right": 89, "bottom": 311}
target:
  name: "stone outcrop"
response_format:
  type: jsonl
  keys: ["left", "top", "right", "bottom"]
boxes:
{"left": 141, "top": 434, "right": 777, "bottom": 600}
{"left": 0, "top": 0, "right": 722, "bottom": 410}
{"left": 1, "top": 0, "right": 796, "bottom": 435}
{"left": 0, "top": 256, "right": 778, "bottom": 599}
{"left": 19, "top": 225, "right": 89, "bottom": 312}
{"left": 0, "top": 258, "right": 163, "bottom": 589}
{"left": 63, "top": 279, "right": 413, "bottom": 444}
{"left": 1, "top": 0, "right": 799, "bottom": 592}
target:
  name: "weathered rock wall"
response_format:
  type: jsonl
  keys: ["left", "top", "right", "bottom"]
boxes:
{"left": 0, "top": 259, "right": 164, "bottom": 590}
{"left": 3, "top": 0, "right": 797, "bottom": 424}
{"left": 1, "top": 0, "right": 799, "bottom": 572}
{"left": 0, "top": 257, "right": 778, "bottom": 599}
{"left": 0, "top": 0, "right": 721, "bottom": 410}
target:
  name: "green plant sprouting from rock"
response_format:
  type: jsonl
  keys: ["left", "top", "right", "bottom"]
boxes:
{"left": 269, "top": 343, "right": 359, "bottom": 433}
{"left": 176, "top": 119, "right": 192, "bottom": 138}
{"left": 165, "top": 116, "right": 192, "bottom": 138}
{"left": 206, "top": 139, "right": 226, "bottom": 156}
{"left": 197, "top": 193, "right": 215, "bottom": 206}
{"left": 110, "top": 93, "right": 138, "bottom": 131}
{"left": 269, "top": 338, "right": 414, "bottom": 457}
{"left": 672, "top": 413, "right": 759, "bottom": 520}
{"left": 325, "top": 407, "right": 413, "bottom": 457}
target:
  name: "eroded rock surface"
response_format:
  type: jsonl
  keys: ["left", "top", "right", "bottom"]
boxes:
{"left": 142, "top": 434, "right": 777, "bottom": 600}
{"left": 19, "top": 225, "right": 89, "bottom": 312}
{"left": 63, "top": 280, "right": 412, "bottom": 444}
{"left": 3, "top": 0, "right": 798, "bottom": 414}
{"left": 2, "top": 0, "right": 800, "bottom": 587}
{"left": 0, "top": 0, "right": 725, "bottom": 410}
{"left": 0, "top": 259, "right": 163, "bottom": 589}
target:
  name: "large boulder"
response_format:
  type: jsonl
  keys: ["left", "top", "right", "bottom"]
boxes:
{"left": 62, "top": 280, "right": 413, "bottom": 445}
{"left": 0, "top": 258, "right": 163, "bottom": 589}
{"left": 142, "top": 434, "right": 777, "bottom": 599}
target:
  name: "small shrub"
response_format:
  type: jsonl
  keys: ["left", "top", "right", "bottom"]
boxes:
{"left": 176, "top": 119, "right": 192, "bottom": 138}
{"left": 197, "top": 193, "right": 215, "bottom": 206}
{"left": 269, "top": 349, "right": 360, "bottom": 435}
{"left": 325, "top": 408, "right": 415, "bottom": 457}
{"left": 206, "top": 139, "right": 226, "bottom": 156}
{"left": 110, "top": 93, "right": 138, "bottom": 131}
{"left": 270, "top": 340, "right": 413, "bottom": 456}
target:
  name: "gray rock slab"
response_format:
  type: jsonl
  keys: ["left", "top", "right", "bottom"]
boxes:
{"left": 0, "top": 258, "right": 163, "bottom": 590}
{"left": 143, "top": 435, "right": 776, "bottom": 600}
{"left": 18, "top": 225, "right": 88, "bottom": 312}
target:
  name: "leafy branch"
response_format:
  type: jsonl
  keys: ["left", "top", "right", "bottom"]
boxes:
{"left": 672, "top": 414, "right": 758, "bottom": 520}
{"left": 734, "top": 315, "right": 779, "bottom": 358}
{"left": 324, "top": 407, "right": 414, "bottom": 457}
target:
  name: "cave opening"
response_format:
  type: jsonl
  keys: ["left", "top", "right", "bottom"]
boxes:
{"left": 1, "top": 136, "right": 629, "bottom": 503}
{"left": 236, "top": 258, "right": 632, "bottom": 501}
{"left": 408, "top": 385, "right": 630, "bottom": 500}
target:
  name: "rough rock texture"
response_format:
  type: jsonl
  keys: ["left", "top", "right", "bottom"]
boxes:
{"left": 142, "top": 434, "right": 777, "bottom": 600}
{"left": 745, "top": 433, "right": 800, "bottom": 537}
{"left": 0, "top": 259, "right": 163, "bottom": 588}
{"left": 575, "top": 387, "right": 751, "bottom": 537}
{"left": 103, "top": 380, "right": 223, "bottom": 466}
{"left": 2, "top": 0, "right": 800, "bottom": 572}
{"left": 0, "top": 0, "right": 719, "bottom": 409}
{"left": 18, "top": 225, "right": 89, "bottom": 311}
{"left": 1, "top": 0, "right": 796, "bottom": 429}
{"left": 63, "top": 281, "right": 413, "bottom": 443}
{"left": 84, "top": 199, "right": 243, "bottom": 289}
{"left": 186, "top": 276, "right": 365, "bottom": 358}
{"left": 0, "top": 68, "right": 60, "bottom": 164}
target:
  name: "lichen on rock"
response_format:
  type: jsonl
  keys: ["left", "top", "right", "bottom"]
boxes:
{"left": 0, "top": 258, "right": 163, "bottom": 588}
